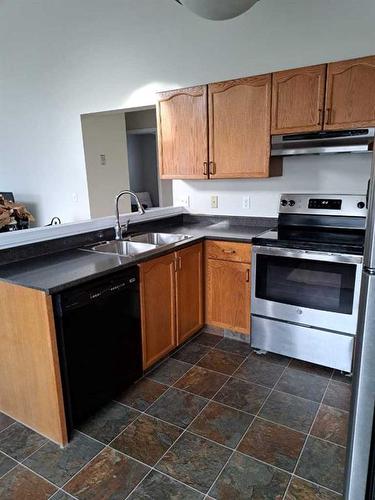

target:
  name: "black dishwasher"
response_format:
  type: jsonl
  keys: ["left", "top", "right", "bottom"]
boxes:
{"left": 54, "top": 267, "right": 142, "bottom": 435}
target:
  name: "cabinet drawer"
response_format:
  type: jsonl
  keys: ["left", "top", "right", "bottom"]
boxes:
{"left": 205, "top": 240, "right": 251, "bottom": 263}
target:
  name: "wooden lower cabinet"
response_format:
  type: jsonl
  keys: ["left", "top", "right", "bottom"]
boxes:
{"left": 176, "top": 243, "right": 204, "bottom": 344}
{"left": 205, "top": 241, "right": 251, "bottom": 335}
{"left": 139, "top": 252, "right": 177, "bottom": 369}
{"left": 139, "top": 243, "right": 203, "bottom": 369}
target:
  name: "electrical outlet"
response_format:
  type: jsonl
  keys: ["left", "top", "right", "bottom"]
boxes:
{"left": 242, "top": 196, "right": 250, "bottom": 209}
{"left": 100, "top": 154, "right": 106, "bottom": 166}
{"left": 72, "top": 193, "right": 79, "bottom": 203}
{"left": 211, "top": 195, "right": 218, "bottom": 209}
{"left": 180, "top": 195, "right": 190, "bottom": 208}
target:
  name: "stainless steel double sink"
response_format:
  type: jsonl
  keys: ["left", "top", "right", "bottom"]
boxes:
{"left": 83, "top": 233, "right": 192, "bottom": 257}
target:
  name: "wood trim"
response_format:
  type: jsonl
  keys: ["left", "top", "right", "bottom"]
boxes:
{"left": 157, "top": 85, "right": 207, "bottom": 102}
{"left": 0, "top": 282, "right": 67, "bottom": 446}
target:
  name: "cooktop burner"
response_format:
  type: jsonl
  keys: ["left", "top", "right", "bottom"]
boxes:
{"left": 253, "top": 227, "right": 366, "bottom": 254}
{"left": 253, "top": 193, "right": 367, "bottom": 255}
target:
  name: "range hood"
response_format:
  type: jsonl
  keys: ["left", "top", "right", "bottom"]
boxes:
{"left": 271, "top": 128, "right": 374, "bottom": 156}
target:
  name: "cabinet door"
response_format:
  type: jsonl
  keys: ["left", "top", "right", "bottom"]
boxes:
{"left": 206, "top": 259, "right": 251, "bottom": 335}
{"left": 324, "top": 55, "right": 375, "bottom": 130}
{"left": 208, "top": 75, "right": 271, "bottom": 178}
{"left": 139, "top": 253, "right": 176, "bottom": 369}
{"left": 176, "top": 243, "right": 204, "bottom": 344}
{"left": 271, "top": 64, "right": 326, "bottom": 134}
{"left": 157, "top": 85, "right": 208, "bottom": 179}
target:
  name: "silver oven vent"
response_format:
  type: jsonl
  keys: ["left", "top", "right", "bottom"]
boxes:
{"left": 271, "top": 128, "right": 374, "bottom": 156}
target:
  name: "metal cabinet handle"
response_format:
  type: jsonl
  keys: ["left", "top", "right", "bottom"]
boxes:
{"left": 209, "top": 161, "right": 216, "bottom": 175}
{"left": 223, "top": 249, "right": 236, "bottom": 254}
{"left": 203, "top": 161, "right": 208, "bottom": 176}
{"left": 246, "top": 268, "right": 250, "bottom": 282}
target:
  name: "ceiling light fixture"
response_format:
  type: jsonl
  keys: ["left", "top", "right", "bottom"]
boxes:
{"left": 174, "top": 0, "right": 260, "bottom": 21}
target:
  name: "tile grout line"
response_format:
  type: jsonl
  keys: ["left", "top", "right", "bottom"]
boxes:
{"left": 0, "top": 332, "right": 348, "bottom": 499}
{"left": 205, "top": 356, "right": 292, "bottom": 499}
{"left": 281, "top": 368, "right": 336, "bottom": 499}
{"left": 59, "top": 359, "right": 208, "bottom": 498}
{"left": 122, "top": 359, "right": 234, "bottom": 499}
{"left": 291, "top": 473, "right": 344, "bottom": 496}
{"left": 0, "top": 342, "right": 321, "bottom": 497}
{"left": 110, "top": 343, "right": 228, "bottom": 499}
{"left": 0, "top": 458, "right": 66, "bottom": 496}
{"left": 146, "top": 345, "right": 258, "bottom": 496}
{"left": 75, "top": 357, "right": 346, "bottom": 499}
{"left": 0, "top": 421, "right": 17, "bottom": 436}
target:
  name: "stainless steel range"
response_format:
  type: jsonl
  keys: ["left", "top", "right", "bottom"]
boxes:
{"left": 251, "top": 193, "right": 367, "bottom": 372}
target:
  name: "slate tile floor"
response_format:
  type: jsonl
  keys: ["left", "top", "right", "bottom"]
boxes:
{"left": 0, "top": 330, "right": 352, "bottom": 499}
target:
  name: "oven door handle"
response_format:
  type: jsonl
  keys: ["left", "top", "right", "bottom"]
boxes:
{"left": 252, "top": 245, "right": 363, "bottom": 265}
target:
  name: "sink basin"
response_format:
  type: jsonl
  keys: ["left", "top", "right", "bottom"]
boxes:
{"left": 85, "top": 240, "right": 158, "bottom": 257}
{"left": 128, "top": 232, "right": 192, "bottom": 246}
{"left": 82, "top": 232, "right": 192, "bottom": 258}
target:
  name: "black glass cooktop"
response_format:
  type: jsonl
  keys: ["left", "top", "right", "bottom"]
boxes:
{"left": 252, "top": 227, "right": 365, "bottom": 255}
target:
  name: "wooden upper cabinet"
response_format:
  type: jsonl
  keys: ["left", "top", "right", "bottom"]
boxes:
{"left": 139, "top": 253, "right": 177, "bottom": 369}
{"left": 156, "top": 85, "right": 208, "bottom": 179}
{"left": 271, "top": 65, "right": 326, "bottom": 134}
{"left": 208, "top": 75, "right": 272, "bottom": 178}
{"left": 176, "top": 243, "right": 204, "bottom": 344}
{"left": 324, "top": 55, "right": 375, "bottom": 130}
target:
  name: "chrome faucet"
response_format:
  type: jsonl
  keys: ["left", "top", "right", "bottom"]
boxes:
{"left": 114, "top": 190, "right": 146, "bottom": 240}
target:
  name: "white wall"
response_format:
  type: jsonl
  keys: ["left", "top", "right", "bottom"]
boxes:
{"left": 173, "top": 155, "right": 372, "bottom": 217}
{"left": 1, "top": 0, "right": 375, "bottom": 224}
{"left": 81, "top": 113, "right": 130, "bottom": 218}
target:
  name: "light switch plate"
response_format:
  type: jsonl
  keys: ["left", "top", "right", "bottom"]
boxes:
{"left": 211, "top": 195, "right": 218, "bottom": 209}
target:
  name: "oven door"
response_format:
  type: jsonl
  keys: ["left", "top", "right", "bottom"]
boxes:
{"left": 252, "top": 246, "right": 363, "bottom": 334}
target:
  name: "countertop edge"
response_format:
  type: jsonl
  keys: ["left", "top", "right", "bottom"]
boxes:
{"left": 0, "top": 231, "right": 268, "bottom": 295}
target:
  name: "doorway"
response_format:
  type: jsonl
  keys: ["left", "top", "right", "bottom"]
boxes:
{"left": 81, "top": 106, "right": 172, "bottom": 219}
{"left": 126, "top": 109, "right": 159, "bottom": 211}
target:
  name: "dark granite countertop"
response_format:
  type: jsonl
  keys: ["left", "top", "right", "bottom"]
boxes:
{"left": 0, "top": 215, "right": 274, "bottom": 294}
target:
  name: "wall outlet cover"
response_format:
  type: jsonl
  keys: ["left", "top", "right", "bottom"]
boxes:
{"left": 242, "top": 195, "right": 250, "bottom": 209}
{"left": 180, "top": 195, "right": 190, "bottom": 207}
{"left": 211, "top": 195, "right": 218, "bottom": 209}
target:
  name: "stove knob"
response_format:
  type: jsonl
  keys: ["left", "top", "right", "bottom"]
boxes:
{"left": 289, "top": 200, "right": 296, "bottom": 207}
{"left": 357, "top": 201, "right": 365, "bottom": 209}
{"left": 281, "top": 199, "right": 288, "bottom": 206}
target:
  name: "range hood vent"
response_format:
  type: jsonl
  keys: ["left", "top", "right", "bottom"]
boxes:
{"left": 271, "top": 128, "right": 374, "bottom": 156}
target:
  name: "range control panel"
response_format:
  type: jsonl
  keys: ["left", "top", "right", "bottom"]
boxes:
{"left": 308, "top": 198, "right": 342, "bottom": 210}
{"left": 279, "top": 194, "right": 367, "bottom": 217}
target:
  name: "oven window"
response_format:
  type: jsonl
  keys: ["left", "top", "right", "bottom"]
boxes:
{"left": 256, "top": 254, "right": 356, "bottom": 314}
